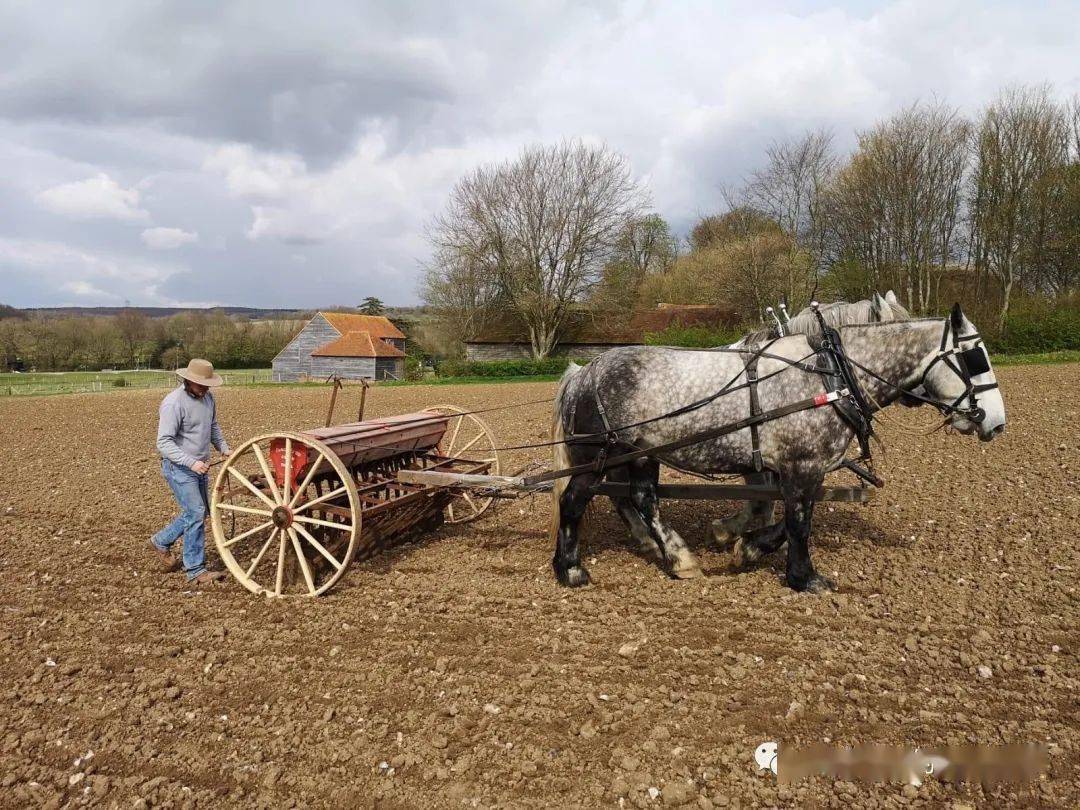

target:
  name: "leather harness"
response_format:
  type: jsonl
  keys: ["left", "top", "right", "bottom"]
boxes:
{"left": 559, "top": 312, "right": 994, "bottom": 484}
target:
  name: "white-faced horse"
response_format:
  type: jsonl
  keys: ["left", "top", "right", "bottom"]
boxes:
{"left": 549, "top": 304, "right": 1005, "bottom": 592}
{"left": 712, "top": 291, "right": 910, "bottom": 548}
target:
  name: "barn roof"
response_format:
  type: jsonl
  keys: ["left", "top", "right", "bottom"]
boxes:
{"left": 311, "top": 331, "right": 406, "bottom": 358}
{"left": 320, "top": 312, "right": 406, "bottom": 340}
{"left": 466, "top": 304, "right": 739, "bottom": 345}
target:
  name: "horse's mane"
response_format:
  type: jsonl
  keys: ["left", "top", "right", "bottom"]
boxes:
{"left": 738, "top": 297, "right": 910, "bottom": 346}
{"left": 838, "top": 316, "right": 942, "bottom": 329}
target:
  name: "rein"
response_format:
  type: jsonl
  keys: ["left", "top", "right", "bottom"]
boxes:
{"left": 498, "top": 341, "right": 828, "bottom": 453}
{"left": 524, "top": 388, "right": 849, "bottom": 486}
{"left": 477, "top": 313, "right": 998, "bottom": 482}
{"left": 539, "top": 310, "right": 998, "bottom": 483}
{"left": 841, "top": 317, "right": 996, "bottom": 425}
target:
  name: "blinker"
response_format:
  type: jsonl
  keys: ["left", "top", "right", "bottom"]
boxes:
{"left": 958, "top": 347, "right": 990, "bottom": 376}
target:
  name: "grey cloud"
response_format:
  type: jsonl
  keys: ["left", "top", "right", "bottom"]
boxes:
{"left": 0, "top": 1, "right": 1077, "bottom": 309}
{"left": 0, "top": 0, "right": 591, "bottom": 165}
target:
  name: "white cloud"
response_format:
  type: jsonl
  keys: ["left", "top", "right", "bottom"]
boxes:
{"left": 141, "top": 226, "right": 199, "bottom": 250}
{"left": 60, "top": 279, "right": 114, "bottom": 300}
{"left": 35, "top": 172, "right": 149, "bottom": 222}
{"left": 203, "top": 144, "right": 306, "bottom": 199}
{"left": 210, "top": 126, "right": 521, "bottom": 247}
{"left": 0, "top": 237, "right": 166, "bottom": 281}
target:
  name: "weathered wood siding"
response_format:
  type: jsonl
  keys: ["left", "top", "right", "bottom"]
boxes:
{"left": 464, "top": 342, "right": 624, "bottom": 362}
{"left": 274, "top": 355, "right": 378, "bottom": 381}
{"left": 271, "top": 315, "right": 374, "bottom": 381}
{"left": 272, "top": 314, "right": 338, "bottom": 380}
{"left": 323, "top": 357, "right": 376, "bottom": 379}
{"left": 374, "top": 357, "right": 404, "bottom": 380}
{"left": 465, "top": 343, "right": 532, "bottom": 361}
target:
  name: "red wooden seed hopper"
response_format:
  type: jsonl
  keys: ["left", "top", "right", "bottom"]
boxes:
{"left": 210, "top": 406, "right": 501, "bottom": 597}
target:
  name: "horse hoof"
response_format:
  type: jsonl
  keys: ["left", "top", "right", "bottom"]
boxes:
{"left": 806, "top": 575, "right": 836, "bottom": 594}
{"left": 788, "top": 573, "right": 836, "bottom": 593}
{"left": 671, "top": 563, "right": 703, "bottom": 580}
{"left": 709, "top": 522, "right": 737, "bottom": 549}
{"left": 733, "top": 538, "right": 762, "bottom": 568}
{"left": 557, "top": 565, "right": 592, "bottom": 588}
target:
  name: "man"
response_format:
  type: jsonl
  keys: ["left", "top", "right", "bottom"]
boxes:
{"left": 150, "top": 358, "right": 231, "bottom": 585}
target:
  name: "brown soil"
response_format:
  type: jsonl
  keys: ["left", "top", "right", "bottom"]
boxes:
{"left": 0, "top": 367, "right": 1077, "bottom": 809}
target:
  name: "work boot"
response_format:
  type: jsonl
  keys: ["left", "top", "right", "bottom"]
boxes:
{"left": 190, "top": 570, "right": 226, "bottom": 587}
{"left": 149, "top": 539, "right": 181, "bottom": 573}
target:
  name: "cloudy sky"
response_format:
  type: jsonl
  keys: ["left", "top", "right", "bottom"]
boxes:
{"left": 1, "top": 1, "right": 1077, "bottom": 309}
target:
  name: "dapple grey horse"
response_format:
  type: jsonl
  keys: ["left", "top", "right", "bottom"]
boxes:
{"left": 548, "top": 305, "right": 1005, "bottom": 592}
{"left": 711, "top": 291, "right": 909, "bottom": 551}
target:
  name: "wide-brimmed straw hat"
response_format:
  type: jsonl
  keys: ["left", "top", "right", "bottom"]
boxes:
{"left": 176, "top": 358, "right": 223, "bottom": 387}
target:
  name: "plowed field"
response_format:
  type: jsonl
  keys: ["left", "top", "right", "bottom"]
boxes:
{"left": 1, "top": 367, "right": 1077, "bottom": 808}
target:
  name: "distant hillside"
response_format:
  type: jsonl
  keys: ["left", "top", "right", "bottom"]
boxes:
{"left": 24, "top": 306, "right": 306, "bottom": 320}
{"left": 21, "top": 305, "right": 430, "bottom": 321}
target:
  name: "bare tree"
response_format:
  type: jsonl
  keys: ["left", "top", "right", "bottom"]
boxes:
{"left": 640, "top": 208, "right": 804, "bottom": 318}
{"left": 592, "top": 214, "right": 677, "bottom": 311}
{"left": 420, "top": 253, "right": 503, "bottom": 345}
{"left": 827, "top": 101, "right": 969, "bottom": 313}
{"left": 1069, "top": 94, "right": 1080, "bottom": 161}
{"left": 1044, "top": 162, "right": 1080, "bottom": 295}
{"left": 969, "top": 85, "right": 1070, "bottom": 328}
{"left": 114, "top": 309, "right": 150, "bottom": 367}
{"left": 689, "top": 205, "right": 779, "bottom": 251}
{"left": 612, "top": 214, "right": 678, "bottom": 278}
{"left": 744, "top": 129, "right": 837, "bottom": 300}
{"left": 427, "top": 141, "right": 646, "bottom": 358}
{"left": 0, "top": 319, "right": 21, "bottom": 370}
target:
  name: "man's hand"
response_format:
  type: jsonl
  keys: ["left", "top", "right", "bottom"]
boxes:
{"left": 191, "top": 460, "right": 211, "bottom": 475}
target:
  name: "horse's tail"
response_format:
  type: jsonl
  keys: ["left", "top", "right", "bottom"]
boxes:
{"left": 549, "top": 361, "right": 582, "bottom": 542}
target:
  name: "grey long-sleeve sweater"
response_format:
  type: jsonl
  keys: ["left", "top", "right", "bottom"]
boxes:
{"left": 156, "top": 385, "right": 230, "bottom": 469}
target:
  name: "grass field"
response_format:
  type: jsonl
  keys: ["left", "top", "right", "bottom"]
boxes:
{"left": 991, "top": 349, "right": 1080, "bottom": 365}
{"left": 0, "top": 368, "right": 272, "bottom": 396}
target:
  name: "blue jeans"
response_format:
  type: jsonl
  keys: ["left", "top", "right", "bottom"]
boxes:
{"left": 153, "top": 459, "right": 210, "bottom": 580}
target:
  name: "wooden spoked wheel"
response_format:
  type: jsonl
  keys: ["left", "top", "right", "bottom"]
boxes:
{"left": 423, "top": 404, "right": 501, "bottom": 524}
{"left": 210, "top": 432, "right": 361, "bottom": 597}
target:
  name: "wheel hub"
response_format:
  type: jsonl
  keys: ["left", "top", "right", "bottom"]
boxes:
{"left": 271, "top": 505, "right": 294, "bottom": 529}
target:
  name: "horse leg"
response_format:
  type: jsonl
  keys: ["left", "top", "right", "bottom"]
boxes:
{"left": 613, "top": 501, "right": 665, "bottom": 561}
{"left": 552, "top": 472, "right": 599, "bottom": 587}
{"left": 710, "top": 473, "right": 778, "bottom": 548}
{"left": 732, "top": 519, "right": 787, "bottom": 568}
{"left": 780, "top": 474, "right": 835, "bottom": 593}
{"left": 607, "top": 466, "right": 664, "bottom": 561}
{"left": 630, "top": 460, "right": 703, "bottom": 580}
{"left": 709, "top": 498, "right": 754, "bottom": 548}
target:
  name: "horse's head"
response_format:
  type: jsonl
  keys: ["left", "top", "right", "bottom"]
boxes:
{"left": 878, "top": 289, "right": 910, "bottom": 321}
{"left": 913, "top": 304, "right": 1006, "bottom": 442}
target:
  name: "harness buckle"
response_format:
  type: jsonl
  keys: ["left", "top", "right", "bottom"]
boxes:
{"left": 593, "top": 432, "right": 620, "bottom": 475}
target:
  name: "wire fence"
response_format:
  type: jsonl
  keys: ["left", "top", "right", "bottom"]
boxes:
{"left": 0, "top": 369, "right": 273, "bottom": 397}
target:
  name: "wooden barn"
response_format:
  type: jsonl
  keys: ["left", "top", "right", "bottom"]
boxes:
{"left": 464, "top": 304, "right": 739, "bottom": 361}
{"left": 271, "top": 312, "right": 406, "bottom": 382}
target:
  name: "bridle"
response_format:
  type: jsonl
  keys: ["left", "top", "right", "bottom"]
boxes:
{"left": 914, "top": 318, "right": 997, "bottom": 424}
{"left": 840, "top": 316, "right": 998, "bottom": 426}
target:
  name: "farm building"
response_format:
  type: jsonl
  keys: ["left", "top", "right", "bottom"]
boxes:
{"left": 272, "top": 312, "right": 406, "bottom": 381}
{"left": 464, "top": 304, "right": 739, "bottom": 361}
